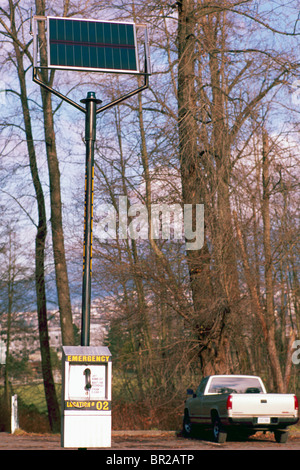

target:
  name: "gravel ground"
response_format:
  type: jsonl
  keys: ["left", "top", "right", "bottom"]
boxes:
{"left": 1, "top": 429, "right": 300, "bottom": 451}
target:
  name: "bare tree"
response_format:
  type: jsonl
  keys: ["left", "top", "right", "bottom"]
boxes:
{"left": 34, "top": 0, "right": 75, "bottom": 345}
{"left": 176, "top": 0, "right": 299, "bottom": 380}
{"left": 0, "top": 0, "right": 61, "bottom": 431}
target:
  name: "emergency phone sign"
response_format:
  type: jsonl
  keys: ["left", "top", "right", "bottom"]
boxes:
{"left": 61, "top": 346, "right": 112, "bottom": 448}
{"left": 68, "top": 364, "right": 106, "bottom": 400}
{"left": 65, "top": 354, "right": 110, "bottom": 363}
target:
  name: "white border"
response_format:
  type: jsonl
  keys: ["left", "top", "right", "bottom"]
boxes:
{"left": 46, "top": 16, "right": 141, "bottom": 74}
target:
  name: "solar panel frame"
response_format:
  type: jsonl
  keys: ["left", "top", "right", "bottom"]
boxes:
{"left": 46, "top": 16, "right": 140, "bottom": 74}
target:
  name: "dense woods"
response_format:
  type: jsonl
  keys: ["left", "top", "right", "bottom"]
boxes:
{"left": 0, "top": 0, "right": 299, "bottom": 431}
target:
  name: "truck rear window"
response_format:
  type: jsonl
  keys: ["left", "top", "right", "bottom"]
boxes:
{"left": 207, "top": 377, "right": 263, "bottom": 394}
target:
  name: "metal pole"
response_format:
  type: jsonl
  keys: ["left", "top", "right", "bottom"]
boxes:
{"left": 80, "top": 92, "right": 102, "bottom": 346}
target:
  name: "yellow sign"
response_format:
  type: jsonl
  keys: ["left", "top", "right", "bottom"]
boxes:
{"left": 64, "top": 400, "right": 111, "bottom": 411}
{"left": 66, "top": 355, "right": 110, "bottom": 363}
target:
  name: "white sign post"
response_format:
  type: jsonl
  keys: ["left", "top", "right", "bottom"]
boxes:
{"left": 0, "top": 339, "right": 6, "bottom": 365}
{"left": 11, "top": 394, "right": 19, "bottom": 434}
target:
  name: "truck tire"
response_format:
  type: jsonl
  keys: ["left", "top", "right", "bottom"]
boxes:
{"left": 212, "top": 415, "right": 227, "bottom": 443}
{"left": 183, "top": 411, "right": 193, "bottom": 437}
{"left": 274, "top": 430, "right": 289, "bottom": 443}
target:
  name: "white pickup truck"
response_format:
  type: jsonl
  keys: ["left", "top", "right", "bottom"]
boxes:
{"left": 183, "top": 375, "right": 299, "bottom": 443}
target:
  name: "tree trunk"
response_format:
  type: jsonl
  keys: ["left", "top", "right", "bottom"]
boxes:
{"left": 177, "top": 0, "right": 210, "bottom": 317}
{"left": 177, "top": 0, "right": 235, "bottom": 374}
{"left": 35, "top": 0, "right": 74, "bottom": 346}
{"left": 261, "top": 131, "right": 284, "bottom": 392}
{"left": 10, "top": 4, "right": 61, "bottom": 430}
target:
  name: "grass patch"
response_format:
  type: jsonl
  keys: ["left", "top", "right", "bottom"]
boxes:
{"left": 14, "top": 383, "right": 62, "bottom": 414}
{"left": 14, "top": 384, "right": 48, "bottom": 414}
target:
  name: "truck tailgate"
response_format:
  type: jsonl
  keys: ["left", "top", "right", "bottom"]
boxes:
{"left": 231, "top": 394, "right": 296, "bottom": 416}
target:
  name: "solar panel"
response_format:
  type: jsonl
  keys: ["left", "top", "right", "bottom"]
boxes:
{"left": 47, "top": 17, "right": 139, "bottom": 73}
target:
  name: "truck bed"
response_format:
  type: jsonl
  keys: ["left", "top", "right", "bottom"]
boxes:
{"left": 229, "top": 393, "right": 296, "bottom": 417}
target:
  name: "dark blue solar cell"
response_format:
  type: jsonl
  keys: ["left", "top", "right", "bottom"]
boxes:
{"left": 104, "top": 47, "right": 113, "bottom": 69}
{"left": 112, "top": 23, "right": 120, "bottom": 44}
{"left": 95, "top": 22, "right": 104, "bottom": 44}
{"left": 127, "top": 48, "right": 137, "bottom": 70}
{"left": 112, "top": 47, "right": 121, "bottom": 69}
{"left": 49, "top": 18, "right": 57, "bottom": 40}
{"left": 81, "top": 45, "right": 89, "bottom": 68}
{"left": 89, "top": 22, "right": 97, "bottom": 44}
{"left": 57, "top": 18, "right": 65, "bottom": 40}
{"left": 103, "top": 23, "right": 112, "bottom": 45}
{"left": 96, "top": 47, "right": 105, "bottom": 68}
{"left": 73, "top": 20, "right": 81, "bottom": 43}
{"left": 50, "top": 43, "right": 58, "bottom": 65}
{"left": 48, "top": 17, "right": 137, "bottom": 72}
{"left": 81, "top": 21, "right": 88, "bottom": 42}
{"left": 74, "top": 44, "right": 82, "bottom": 67}
{"left": 57, "top": 43, "right": 66, "bottom": 66}
{"left": 89, "top": 44, "right": 97, "bottom": 68}
{"left": 118, "top": 24, "right": 127, "bottom": 45}
{"left": 65, "top": 20, "right": 73, "bottom": 41}
{"left": 126, "top": 25, "right": 135, "bottom": 46}
{"left": 120, "top": 48, "right": 129, "bottom": 70}
{"left": 65, "top": 44, "right": 74, "bottom": 66}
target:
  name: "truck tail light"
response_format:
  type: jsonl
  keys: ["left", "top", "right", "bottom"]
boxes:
{"left": 226, "top": 395, "right": 233, "bottom": 410}
{"left": 294, "top": 395, "right": 298, "bottom": 411}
